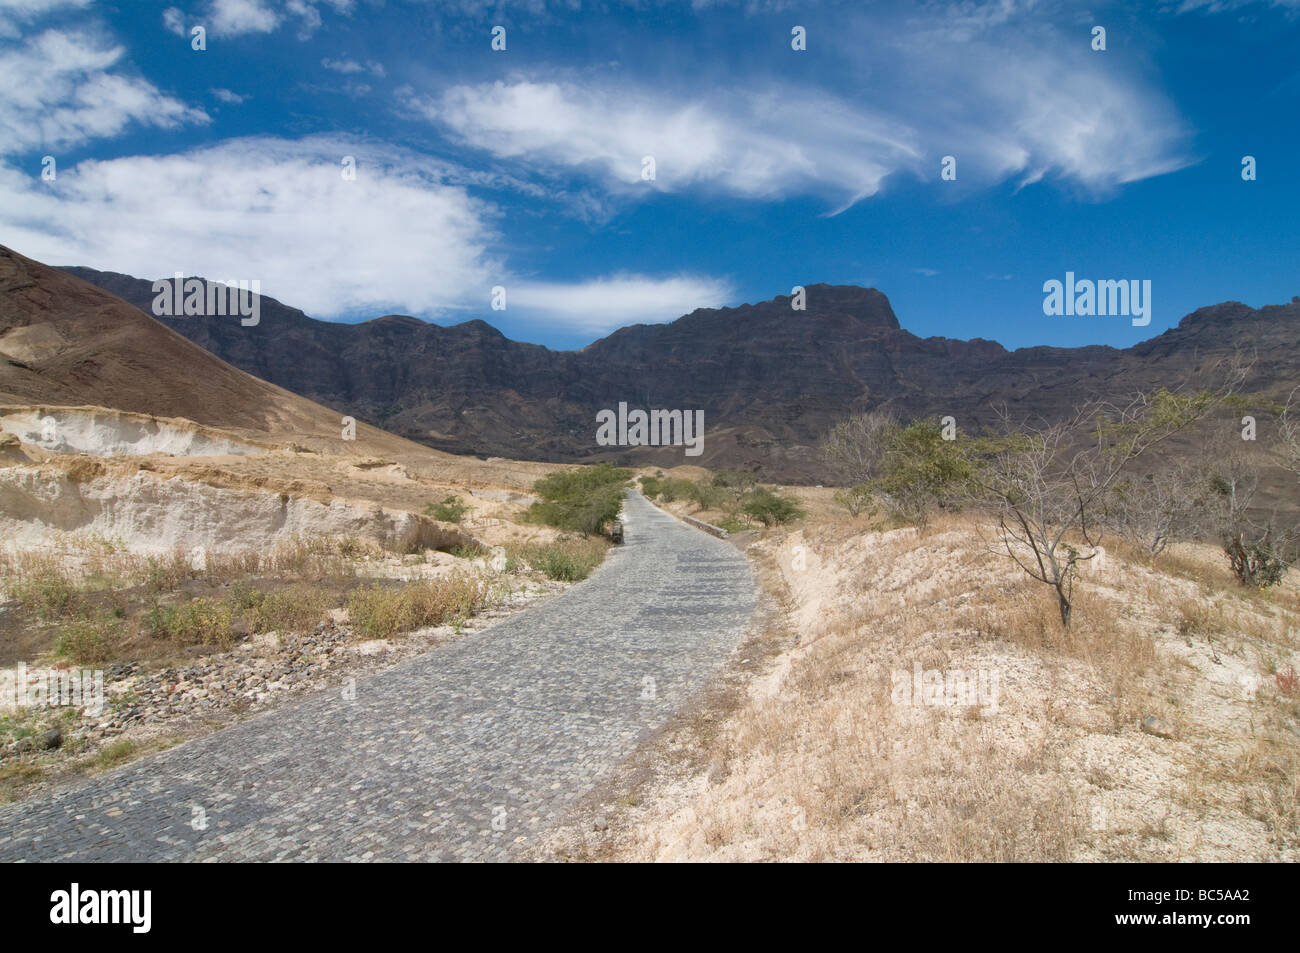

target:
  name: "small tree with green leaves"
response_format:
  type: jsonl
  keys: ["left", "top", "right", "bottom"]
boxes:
{"left": 525, "top": 463, "right": 631, "bottom": 536}
{"left": 741, "top": 487, "right": 805, "bottom": 527}
{"left": 833, "top": 484, "right": 877, "bottom": 518}
{"left": 872, "top": 418, "right": 975, "bottom": 529}
{"left": 712, "top": 469, "right": 759, "bottom": 507}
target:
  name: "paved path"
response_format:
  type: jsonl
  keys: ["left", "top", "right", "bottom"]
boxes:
{"left": 0, "top": 492, "right": 755, "bottom": 862}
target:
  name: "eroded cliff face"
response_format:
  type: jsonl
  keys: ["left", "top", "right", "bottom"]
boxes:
{"left": 61, "top": 266, "right": 1300, "bottom": 482}
{"left": 0, "top": 407, "right": 266, "bottom": 458}
{"left": 0, "top": 457, "right": 471, "bottom": 555}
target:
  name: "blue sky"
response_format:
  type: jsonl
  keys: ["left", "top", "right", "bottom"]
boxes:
{"left": 0, "top": 0, "right": 1297, "bottom": 352}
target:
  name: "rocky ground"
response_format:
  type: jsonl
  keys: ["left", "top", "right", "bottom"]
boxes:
{"left": 0, "top": 572, "right": 567, "bottom": 802}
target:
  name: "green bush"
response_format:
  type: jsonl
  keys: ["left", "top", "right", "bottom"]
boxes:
{"left": 143, "top": 598, "right": 239, "bottom": 648}
{"left": 712, "top": 469, "right": 758, "bottom": 497}
{"left": 55, "top": 612, "right": 120, "bottom": 664}
{"left": 425, "top": 496, "right": 471, "bottom": 523}
{"left": 741, "top": 488, "right": 805, "bottom": 527}
{"left": 13, "top": 568, "right": 76, "bottom": 621}
{"left": 873, "top": 419, "right": 975, "bottom": 527}
{"left": 524, "top": 463, "right": 631, "bottom": 536}
{"left": 833, "top": 484, "right": 878, "bottom": 518}
{"left": 257, "top": 585, "right": 333, "bottom": 633}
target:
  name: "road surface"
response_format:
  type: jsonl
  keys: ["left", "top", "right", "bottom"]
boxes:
{"left": 0, "top": 492, "right": 756, "bottom": 862}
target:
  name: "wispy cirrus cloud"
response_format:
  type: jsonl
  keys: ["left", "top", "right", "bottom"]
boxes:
{"left": 321, "top": 56, "right": 385, "bottom": 77}
{"left": 403, "top": 2, "right": 1193, "bottom": 211}
{"left": 0, "top": 29, "right": 209, "bottom": 153}
{"left": 1174, "top": 0, "right": 1300, "bottom": 13}
{"left": 0, "top": 0, "right": 92, "bottom": 17}
{"left": 407, "top": 80, "right": 922, "bottom": 210}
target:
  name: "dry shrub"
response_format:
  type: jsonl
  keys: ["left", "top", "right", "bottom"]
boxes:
{"left": 346, "top": 572, "right": 489, "bottom": 639}
{"left": 143, "top": 598, "right": 239, "bottom": 649}
{"left": 510, "top": 537, "right": 608, "bottom": 581}
{"left": 55, "top": 612, "right": 121, "bottom": 664}
{"left": 4, "top": 553, "right": 78, "bottom": 620}
{"left": 248, "top": 584, "right": 334, "bottom": 634}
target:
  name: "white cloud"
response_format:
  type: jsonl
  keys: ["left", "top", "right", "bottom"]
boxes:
{"left": 0, "top": 0, "right": 92, "bottom": 38}
{"left": 0, "top": 136, "right": 735, "bottom": 333}
{"left": 285, "top": 0, "right": 355, "bottom": 37}
{"left": 159, "top": 0, "right": 355, "bottom": 38}
{"left": 321, "top": 56, "right": 384, "bottom": 77}
{"left": 0, "top": 0, "right": 91, "bottom": 13}
{"left": 895, "top": 40, "right": 1193, "bottom": 190}
{"left": 210, "top": 87, "right": 247, "bottom": 103}
{"left": 0, "top": 137, "right": 501, "bottom": 318}
{"left": 0, "top": 30, "right": 208, "bottom": 153}
{"left": 406, "top": 1, "right": 1192, "bottom": 209}
{"left": 1176, "top": 0, "right": 1300, "bottom": 12}
{"left": 203, "top": 0, "right": 357, "bottom": 37}
{"left": 162, "top": 7, "right": 187, "bottom": 36}
{"left": 207, "top": 0, "right": 279, "bottom": 35}
{"left": 414, "top": 80, "right": 921, "bottom": 208}
{"left": 413, "top": 49, "right": 1189, "bottom": 211}
{"left": 510, "top": 274, "right": 735, "bottom": 334}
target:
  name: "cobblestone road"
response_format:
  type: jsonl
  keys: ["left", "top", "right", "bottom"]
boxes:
{"left": 0, "top": 492, "right": 756, "bottom": 862}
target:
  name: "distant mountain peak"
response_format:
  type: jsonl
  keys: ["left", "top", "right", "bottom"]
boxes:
{"left": 738, "top": 283, "right": 901, "bottom": 330}
{"left": 365, "top": 314, "right": 427, "bottom": 329}
{"left": 674, "top": 283, "right": 900, "bottom": 333}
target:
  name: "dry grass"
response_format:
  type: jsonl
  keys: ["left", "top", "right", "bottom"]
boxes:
{"left": 508, "top": 537, "right": 610, "bottom": 582}
{"left": 0, "top": 530, "right": 518, "bottom": 665}
{"left": 591, "top": 511, "right": 1300, "bottom": 862}
{"left": 345, "top": 572, "right": 491, "bottom": 639}
{"left": 0, "top": 533, "right": 385, "bottom": 607}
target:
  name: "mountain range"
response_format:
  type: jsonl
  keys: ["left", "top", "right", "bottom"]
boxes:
{"left": 48, "top": 262, "right": 1300, "bottom": 483}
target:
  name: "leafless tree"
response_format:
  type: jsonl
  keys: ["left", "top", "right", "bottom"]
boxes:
{"left": 1278, "top": 386, "right": 1300, "bottom": 481}
{"left": 819, "top": 408, "right": 896, "bottom": 487}
{"left": 1103, "top": 459, "right": 1212, "bottom": 557}
{"left": 972, "top": 378, "right": 1241, "bottom": 630}
{"left": 1199, "top": 412, "right": 1297, "bottom": 587}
